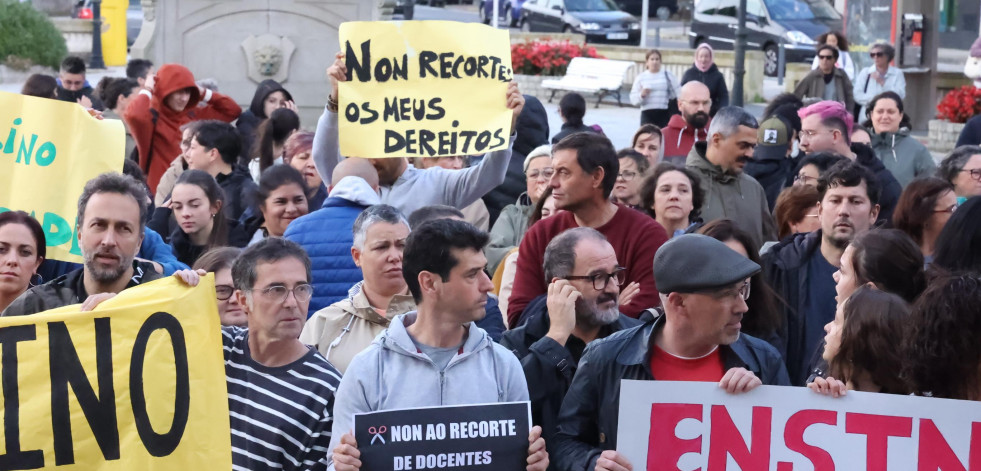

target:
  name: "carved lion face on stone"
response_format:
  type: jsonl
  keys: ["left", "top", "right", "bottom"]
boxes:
{"left": 255, "top": 46, "right": 283, "bottom": 76}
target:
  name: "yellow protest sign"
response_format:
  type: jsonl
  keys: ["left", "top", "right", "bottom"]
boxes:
{"left": 0, "top": 275, "right": 231, "bottom": 469}
{"left": 0, "top": 91, "right": 126, "bottom": 264}
{"left": 338, "top": 20, "right": 513, "bottom": 158}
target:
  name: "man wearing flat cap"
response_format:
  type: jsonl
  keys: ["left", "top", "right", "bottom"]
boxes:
{"left": 551, "top": 234, "right": 790, "bottom": 471}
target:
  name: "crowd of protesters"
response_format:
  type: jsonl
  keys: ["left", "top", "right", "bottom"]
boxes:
{"left": 3, "top": 45, "right": 981, "bottom": 471}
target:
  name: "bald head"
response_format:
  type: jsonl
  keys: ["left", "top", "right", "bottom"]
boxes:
{"left": 333, "top": 157, "right": 380, "bottom": 190}
{"left": 679, "top": 82, "right": 712, "bottom": 129}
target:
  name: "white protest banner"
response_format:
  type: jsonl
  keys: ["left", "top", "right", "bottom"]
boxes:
{"left": 617, "top": 380, "right": 981, "bottom": 470}
{"left": 353, "top": 402, "right": 531, "bottom": 470}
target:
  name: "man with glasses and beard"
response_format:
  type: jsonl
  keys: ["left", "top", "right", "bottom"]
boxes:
{"left": 552, "top": 234, "right": 789, "bottom": 471}
{"left": 3, "top": 173, "right": 165, "bottom": 316}
{"left": 686, "top": 106, "right": 777, "bottom": 248}
{"left": 500, "top": 227, "right": 642, "bottom": 448}
{"left": 662, "top": 81, "right": 713, "bottom": 164}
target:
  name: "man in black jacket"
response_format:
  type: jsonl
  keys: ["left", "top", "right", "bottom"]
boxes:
{"left": 798, "top": 100, "right": 900, "bottom": 225}
{"left": 500, "top": 228, "right": 642, "bottom": 460}
{"left": 55, "top": 56, "right": 105, "bottom": 111}
{"left": 761, "top": 160, "right": 879, "bottom": 386}
{"left": 552, "top": 234, "right": 789, "bottom": 471}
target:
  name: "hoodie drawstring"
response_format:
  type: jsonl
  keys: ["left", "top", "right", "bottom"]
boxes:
{"left": 325, "top": 313, "right": 357, "bottom": 362}
{"left": 677, "top": 126, "right": 686, "bottom": 148}
{"left": 891, "top": 134, "right": 898, "bottom": 163}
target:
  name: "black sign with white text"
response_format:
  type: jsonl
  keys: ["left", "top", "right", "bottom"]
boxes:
{"left": 354, "top": 402, "right": 531, "bottom": 470}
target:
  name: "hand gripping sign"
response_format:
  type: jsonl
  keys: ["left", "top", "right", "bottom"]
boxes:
{"left": 0, "top": 91, "right": 125, "bottom": 264}
{"left": 0, "top": 275, "right": 231, "bottom": 470}
{"left": 617, "top": 380, "right": 981, "bottom": 470}
{"left": 337, "top": 20, "right": 513, "bottom": 159}
{"left": 354, "top": 402, "right": 530, "bottom": 471}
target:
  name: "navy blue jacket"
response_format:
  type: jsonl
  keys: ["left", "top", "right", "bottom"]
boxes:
{"left": 552, "top": 314, "right": 790, "bottom": 471}
{"left": 284, "top": 197, "right": 368, "bottom": 314}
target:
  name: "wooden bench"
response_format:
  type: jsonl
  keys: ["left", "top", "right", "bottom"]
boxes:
{"left": 541, "top": 57, "right": 635, "bottom": 108}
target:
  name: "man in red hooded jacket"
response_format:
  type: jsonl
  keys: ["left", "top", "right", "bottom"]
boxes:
{"left": 124, "top": 63, "right": 241, "bottom": 194}
{"left": 661, "top": 81, "right": 712, "bottom": 165}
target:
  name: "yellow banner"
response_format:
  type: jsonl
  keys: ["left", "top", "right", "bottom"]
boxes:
{"left": 0, "top": 274, "right": 232, "bottom": 469}
{"left": 338, "top": 20, "right": 513, "bottom": 158}
{"left": 0, "top": 91, "right": 126, "bottom": 264}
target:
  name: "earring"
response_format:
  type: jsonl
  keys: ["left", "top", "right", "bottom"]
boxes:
{"left": 30, "top": 273, "right": 41, "bottom": 287}
{"left": 211, "top": 213, "right": 216, "bottom": 218}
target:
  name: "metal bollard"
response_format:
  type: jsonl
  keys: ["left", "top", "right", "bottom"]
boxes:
{"left": 777, "top": 43, "right": 786, "bottom": 86}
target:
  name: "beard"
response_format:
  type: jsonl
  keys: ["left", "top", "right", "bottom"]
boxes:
{"left": 684, "top": 111, "right": 710, "bottom": 129}
{"left": 576, "top": 292, "right": 620, "bottom": 329}
{"left": 83, "top": 248, "right": 134, "bottom": 284}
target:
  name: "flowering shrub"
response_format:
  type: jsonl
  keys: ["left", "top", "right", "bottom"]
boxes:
{"left": 936, "top": 86, "right": 981, "bottom": 123}
{"left": 511, "top": 39, "right": 604, "bottom": 76}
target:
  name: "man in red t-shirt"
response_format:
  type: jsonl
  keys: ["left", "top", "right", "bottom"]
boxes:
{"left": 507, "top": 132, "right": 669, "bottom": 327}
{"left": 551, "top": 234, "right": 791, "bottom": 471}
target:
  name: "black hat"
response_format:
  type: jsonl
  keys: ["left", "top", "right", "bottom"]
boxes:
{"left": 653, "top": 234, "right": 761, "bottom": 294}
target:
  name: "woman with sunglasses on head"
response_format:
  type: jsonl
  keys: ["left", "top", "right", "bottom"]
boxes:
{"left": 192, "top": 247, "right": 245, "bottom": 326}
{"left": 854, "top": 43, "right": 906, "bottom": 120}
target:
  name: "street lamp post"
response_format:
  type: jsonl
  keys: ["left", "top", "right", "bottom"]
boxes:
{"left": 731, "top": 0, "right": 747, "bottom": 107}
{"left": 90, "top": 0, "right": 106, "bottom": 69}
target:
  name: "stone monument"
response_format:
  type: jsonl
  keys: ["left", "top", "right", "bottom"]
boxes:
{"left": 130, "top": 0, "right": 390, "bottom": 128}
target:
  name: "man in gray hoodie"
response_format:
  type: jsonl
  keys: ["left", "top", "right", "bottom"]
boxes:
{"left": 314, "top": 52, "right": 524, "bottom": 220}
{"left": 329, "top": 219, "right": 548, "bottom": 471}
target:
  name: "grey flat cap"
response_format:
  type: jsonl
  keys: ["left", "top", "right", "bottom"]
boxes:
{"left": 653, "top": 234, "right": 761, "bottom": 293}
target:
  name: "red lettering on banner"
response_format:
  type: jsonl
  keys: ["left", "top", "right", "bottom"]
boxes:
{"left": 648, "top": 403, "right": 703, "bottom": 471}
{"left": 846, "top": 413, "right": 913, "bottom": 471}
{"left": 917, "top": 420, "right": 981, "bottom": 471}
{"left": 707, "top": 405, "right": 772, "bottom": 470}
{"left": 777, "top": 409, "right": 837, "bottom": 471}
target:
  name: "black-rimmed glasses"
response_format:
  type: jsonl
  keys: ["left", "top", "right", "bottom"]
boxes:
{"left": 565, "top": 267, "right": 627, "bottom": 291}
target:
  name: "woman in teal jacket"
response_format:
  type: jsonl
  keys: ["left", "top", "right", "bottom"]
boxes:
{"left": 864, "top": 91, "right": 936, "bottom": 188}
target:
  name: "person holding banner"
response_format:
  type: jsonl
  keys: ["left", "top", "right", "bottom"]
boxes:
{"left": 124, "top": 63, "right": 242, "bottom": 194}
{"left": 500, "top": 227, "right": 642, "bottom": 449}
{"left": 328, "top": 219, "right": 548, "bottom": 471}
{"left": 0, "top": 211, "right": 45, "bottom": 313}
{"left": 552, "top": 234, "right": 789, "bottom": 471}
{"left": 226, "top": 237, "right": 342, "bottom": 470}
{"left": 3, "top": 173, "right": 165, "bottom": 316}
{"left": 314, "top": 53, "right": 523, "bottom": 219}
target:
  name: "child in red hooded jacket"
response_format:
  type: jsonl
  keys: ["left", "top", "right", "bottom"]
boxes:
{"left": 124, "top": 63, "right": 241, "bottom": 194}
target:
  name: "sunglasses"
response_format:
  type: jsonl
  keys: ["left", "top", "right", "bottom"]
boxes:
{"left": 869, "top": 51, "right": 886, "bottom": 58}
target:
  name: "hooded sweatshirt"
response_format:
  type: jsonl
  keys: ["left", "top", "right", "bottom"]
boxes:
{"left": 681, "top": 62, "right": 729, "bottom": 116}
{"left": 686, "top": 142, "right": 777, "bottom": 247}
{"left": 327, "top": 313, "right": 528, "bottom": 467}
{"left": 237, "top": 79, "right": 293, "bottom": 158}
{"left": 868, "top": 128, "right": 937, "bottom": 188}
{"left": 284, "top": 176, "right": 381, "bottom": 312}
{"left": 662, "top": 114, "right": 710, "bottom": 162}
{"left": 124, "top": 64, "right": 241, "bottom": 193}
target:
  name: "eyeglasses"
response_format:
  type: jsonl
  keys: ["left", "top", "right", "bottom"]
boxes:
{"left": 701, "top": 280, "right": 751, "bottom": 301}
{"left": 961, "top": 168, "right": 981, "bottom": 181}
{"left": 869, "top": 51, "right": 886, "bottom": 58}
{"left": 800, "top": 128, "right": 836, "bottom": 139}
{"left": 249, "top": 284, "right": 314, "bottom": 303}
{"left": 818, "top": 55, "right": 835, "bottom": 60}
{"left": 564, "top": 267, "right": 627, "bottom": 291}
{"left": 794, "top": 173, "right": 818, "bottom": 185}
{"left": 527, "top": 168, "right": 555, "bottom": 180}
{"left": 617, "top": 170, "right": 640, "bottom": 181}
{"left": 933, "top": 204, "right": 958, "bottom": 214}
{"left": 216, "top": 284, "right": 235, "bottom": 301}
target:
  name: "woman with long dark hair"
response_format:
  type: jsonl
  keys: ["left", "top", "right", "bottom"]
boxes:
{"left": 168, "top": 170, "right": 238, "bottom": 266}
{"left": 245, "top": 165, "right": 309, "bottom": 244}
{"left": 247, "top": 107, "right": 300, "bottom": 181}
{"left": 891, "top": 177, "right": 957, "bottom": 260}
{"left": 931, "top": 196, "right": 981, "bottom": 274}
{"left": 0, "top": 212, "right": 45, "bottom": 314}
{"left": 20, "top": 74, "right": 58, "bottom": 99}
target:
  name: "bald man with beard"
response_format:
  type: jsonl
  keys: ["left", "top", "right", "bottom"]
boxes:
{"left": 284, "top": 157, "right": 382, "bottom": 312}
{"left": 662, "top": 81, "right": 713, "bottom": 164}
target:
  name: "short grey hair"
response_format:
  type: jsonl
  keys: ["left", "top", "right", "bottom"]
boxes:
{"left": 871, "top": 42, "right": 896, "bottom": 61}
{"left": 938, "top": 145, "right": 981, "bottom": 184}
{"left": 231, "top": 237, "right": 311, "bottom": 292}
{"left": 707, "top": 106, "right": 759, "bottom": 140}
{"left": 352, "top": 204, "right": 409, "bottom": 250}
{"left": 543, "top": 227, "right": 609, "bottom": 282}
{"left": 76, "top": 172, "right": 149, "bottom": 236}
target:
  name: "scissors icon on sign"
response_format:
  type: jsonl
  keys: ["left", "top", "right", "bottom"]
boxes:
{"left": 369, "top": 426, "right": 387, "bottom": 445}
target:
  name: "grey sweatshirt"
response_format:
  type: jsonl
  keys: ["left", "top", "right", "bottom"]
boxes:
{"left": 312, "top": 107, "right": 514, "bottom": 216}
{"left": 326, "top": 313, "right": 529, "bottom": 470}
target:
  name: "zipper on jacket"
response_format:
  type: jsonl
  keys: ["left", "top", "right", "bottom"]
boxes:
{"left": 439, "top": 371, "right": 445, "bottom": 405}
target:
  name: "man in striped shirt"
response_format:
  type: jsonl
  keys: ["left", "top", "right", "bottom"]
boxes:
{"left": 224, "top": 238, "right": 342, "bottom": 470}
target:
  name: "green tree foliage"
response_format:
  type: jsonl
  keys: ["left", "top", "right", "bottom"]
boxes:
{"left": 0, "top": 1, "right": 69, "bottom": 69}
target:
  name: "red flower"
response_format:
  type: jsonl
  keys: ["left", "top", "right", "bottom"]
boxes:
{"left": 937, "top": 86, "right": 981, "bottom": 123}
{"left": 511, "top": 39, "right": 605, "bottom": 76}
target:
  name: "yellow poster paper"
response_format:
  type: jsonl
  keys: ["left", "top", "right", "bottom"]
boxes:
{"left": 0, "top": 91, "right": 126, "bottom": 264}
{"left": 338, "top": 20, "right": 513, "bottom": 158}
{"left": 0, "top": 275, "right": 231, "bottom": 469}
